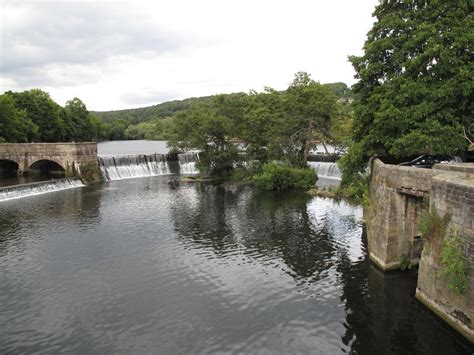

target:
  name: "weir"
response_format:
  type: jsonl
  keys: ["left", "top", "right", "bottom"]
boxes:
{"left": 177, "top": 152, "right": 200, "bottom": 175}
{"left": 99, "top": 154, "right": 171, "bottom": 181}
{"left": 0, "top": 178, "right": 84, "bottom": 202}
{"left": 307, "top": 161, "right": 341, "bottom": 180}
{"left": 98, "top": 152, "right": 201, "bottom": 181}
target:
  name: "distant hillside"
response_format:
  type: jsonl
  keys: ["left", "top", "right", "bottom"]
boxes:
{"left": 93, "top": 95, "right": 216, "bottom": 124}
{"left": 93, "top": 83, "right": 351, "bottom": 123}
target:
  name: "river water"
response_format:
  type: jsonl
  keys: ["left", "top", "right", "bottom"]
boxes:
{"left": 0, "top": 141, "right": 472, "bottom": 354}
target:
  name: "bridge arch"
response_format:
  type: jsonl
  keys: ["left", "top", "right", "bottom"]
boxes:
{"left": 28, "top": 159, "right": 65, "bottom": 176}
{"left": 0, "top": 159, "right": 20, "bottom": 177}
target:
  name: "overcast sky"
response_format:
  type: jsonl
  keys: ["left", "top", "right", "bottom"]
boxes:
{"left": 1, "top": 0, "right": 378, "bottom": 111}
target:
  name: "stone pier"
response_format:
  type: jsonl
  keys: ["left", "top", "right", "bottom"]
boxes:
{"left": 367, "top": 158, "right": 474, "bottom": 342}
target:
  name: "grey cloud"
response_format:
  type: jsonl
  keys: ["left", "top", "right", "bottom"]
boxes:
{"left": 1, "top": 2, "right": 190, "bottom": 87}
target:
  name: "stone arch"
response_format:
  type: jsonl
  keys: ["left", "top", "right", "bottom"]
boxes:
{"left": 28, "top": 159, "right": 65, "bottom": 176}
{"left": 0, "top": 159, "right": 20, "bottom": 177}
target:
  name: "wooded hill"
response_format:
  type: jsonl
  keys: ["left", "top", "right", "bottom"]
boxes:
{"left": 93, "top": 82, "right": 351, "bottom": 124}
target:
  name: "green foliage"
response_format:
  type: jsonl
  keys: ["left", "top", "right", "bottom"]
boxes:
{"left": 0, "top": 94, "right": 38, "bottom": 142}
{"left": 1, "top": 89, "right": 116, "bottom": 143}
{"left": 418, "top": 206, "right": 451, "bottom": 242}
{"left": 440, "top": 233, "right": 470, "bottom": 294}
{"left": 79, "top": 162, "right": 103, "bottom": 183}
{"left": 8, "top": 89, "right": 64, "bottom": 142}
{"left": 93, "top": 94, "right": 239, "bottom": 123}
{"left": 284, "top": 72, "right": 340, "bottom": 161}
{"left": 252, "top": 162, "right": 317, "bottom": 191}
{"left": 342, "top": 1, "right": 472, "bottom": 181}
{"left": 168, "top": 96, "right": 240, "bottom": 177}
{"left": 400, "top": 255, "right": 413, "bottom": 271}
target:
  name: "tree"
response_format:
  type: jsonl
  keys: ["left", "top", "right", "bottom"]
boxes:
{"left": 0, "top": 94, "right": 39, "bottom": 142}
{"left": 8, "top": 89, "right": 64, "bottom": 142}
{"left": 64, "top": 97, "right": 97, "bottom": 141}
{"left": 168, "top": 97, "right": 239, "bottom": 177}
{"left": 284, "top": 72, "right": 339, "bottom": 165}
{"left": 342, "top": 1, "right": 473, "bottom": 183}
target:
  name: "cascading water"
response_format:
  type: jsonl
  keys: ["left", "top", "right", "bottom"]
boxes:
{"left": 178, "top": 152, "right": 199, "bottom": 175}
{"left": 0, "top": 178, "right": 84, "bottom": 202}
{"left": 99, "top": 154, "right": 170, "bottom": 181}
{"left": 307, "top": 161, "right": 342, "bottom": 180}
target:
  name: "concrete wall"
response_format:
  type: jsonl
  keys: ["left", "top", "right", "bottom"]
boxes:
{"left": 0, "top": 143, "right": 97, "bottom": 176}
{"left": 367, "top": 158, "right": 474, "bottom": 342}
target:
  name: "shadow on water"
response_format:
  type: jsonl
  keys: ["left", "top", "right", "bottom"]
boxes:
{"left": 338, "top": 228, "right": 473, "bottom": 354}
{"left": 169, "top": 183, "right": 473, "bottom": 354}
{"left": 0, "top": 178, "right": 472, "bottom": 354}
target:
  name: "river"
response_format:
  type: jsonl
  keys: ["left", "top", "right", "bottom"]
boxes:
{"left": 0, "top": 141, "right": 472, "bottom": 354}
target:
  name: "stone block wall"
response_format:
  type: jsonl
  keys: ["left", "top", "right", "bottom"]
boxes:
{"left": 416, "top": 174, "right": 474, "bottom": 342}
{"left": 366, "top": 159, "right": 436, "bottom": 270}
{"left": 0, "top": 143, "right": 97, "bottom": 175}
{"left": 367, "top": 158, "right": 474, "bottom": 342}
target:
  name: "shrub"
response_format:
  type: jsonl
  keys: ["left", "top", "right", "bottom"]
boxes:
{"left": 440, "top": 233, "right": 470, "bottom": 294}
{"left": 252, "top": 162, "right": 317, "bottom": 191}
{"left": 418, "top": 206, "right": 451, "bottom": 242}
{"left": 79, "top": 161, "right": 103, "bottom": 183}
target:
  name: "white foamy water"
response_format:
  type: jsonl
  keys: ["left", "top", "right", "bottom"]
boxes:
{"left": 0, "top": 178, "right": 84, "bottom": 202}
{"left": 178, "top": 152, "right": 200, "bottom": 175}
{"left": 308, "top": 161, "right": 342, "bottom": 180}
{"left": 99, "top": 154, "right": 171, "bottom": 181}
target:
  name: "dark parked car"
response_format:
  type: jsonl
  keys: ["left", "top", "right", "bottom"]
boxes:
{"left": 399, "top": 155, "right": 462, "bottom": 169}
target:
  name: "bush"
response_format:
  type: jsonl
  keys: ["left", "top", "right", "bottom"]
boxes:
{"left": 440, "top": 234, "right": 470, "bottom": 294}
{"left": 418, "top": 206, "right": 451, "bottom": 242}
{"left": 79, "top": 161, "right": 103, "bottom": 183}
{"left": 252, "top": 162, "right": 317, "bottom": 191}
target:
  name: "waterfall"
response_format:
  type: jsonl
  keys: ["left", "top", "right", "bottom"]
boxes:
{"left": 308, "top": 161, "right": 342, "bottom": 180}
{"left": 0, "top": 178, "right": 84, "bottom": 202}
{"left": 178, "top": 152, "right": 199, "bottom": 175}
{"left": 99, "top": 154, "right": 171, "bottom": 181}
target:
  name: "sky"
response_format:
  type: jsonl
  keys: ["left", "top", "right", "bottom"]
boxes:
{"left": 1, "top": 0, "right": 379, "bottom": 111}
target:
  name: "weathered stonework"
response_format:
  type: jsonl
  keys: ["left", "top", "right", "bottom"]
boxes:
{"left": 0, "top": 142, "right": 97, "bottom": 176}
{"left": 416, "top": 174, "right": 474, "bottom": 343}
{"left": 366, "top": 159, "right": 436, "bottom": 270}
{"left": 367, "top": 158, "right": 474, "bottom": 342}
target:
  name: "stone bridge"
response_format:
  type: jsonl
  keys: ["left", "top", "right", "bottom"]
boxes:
{"left": 0, "top": 143, "right": 97, "bottom": 176}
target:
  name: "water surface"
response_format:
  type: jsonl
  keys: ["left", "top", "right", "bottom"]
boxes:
{"left": 0, "top": 178, "right": 471, "bottom": 354}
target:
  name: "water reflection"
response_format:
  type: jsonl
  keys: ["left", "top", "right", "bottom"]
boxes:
{"left": 0, "top": 179, "right": 472, "bottom": 354}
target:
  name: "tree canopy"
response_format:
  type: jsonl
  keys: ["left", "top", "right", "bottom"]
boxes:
{"left": 169, "top": 72, "right": 344, "bottom": 176}
{"left": 0, "top": 89, "right": 127, "bottom": 143}
{"left": 341, "top": 0, "right": 473, "bottom": 183}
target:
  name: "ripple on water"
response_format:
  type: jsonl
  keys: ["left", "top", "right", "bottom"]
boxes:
{"left": 0, "top": 178, "right": 472, "bottom": 354}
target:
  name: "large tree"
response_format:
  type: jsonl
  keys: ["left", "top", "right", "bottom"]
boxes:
{"left": 168, "top": 96, "right": 240, "bottom": 177}
{"left": 8, "top": 89, "right": 64, "bottom": 142}
{"left": 341, "top": 0, "right": 473, "bottom": 182}
{"left": 0, "top": 94, "right": 39, "bottom": 143}
{"left": 284, "top": 72, "right": 339, "bottom": 165}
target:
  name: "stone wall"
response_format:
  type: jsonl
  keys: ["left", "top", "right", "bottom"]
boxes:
{"left": 367, "top": 158, "right": 474, "bottom": 342}
{"left": 366, "top": 159, "right": 436, "bottom": 270}
{"left": 416, "top": 173, "right": 474, "bottom": 343}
